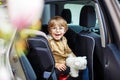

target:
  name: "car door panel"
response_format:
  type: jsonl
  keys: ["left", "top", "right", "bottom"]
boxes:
{"left": 104, "top": 44, "right": 120, "bottom": 80}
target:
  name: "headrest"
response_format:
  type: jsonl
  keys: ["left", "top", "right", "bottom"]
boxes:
{"left": 61, "top": 9, "right": 72, "bottom": 24}
{"left": 80, "top": 5, "right": 96, "bottom": 28}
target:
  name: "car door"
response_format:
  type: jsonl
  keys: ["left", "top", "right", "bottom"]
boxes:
{"left": 96, "top": 0, "right": 120, "bottom": 80}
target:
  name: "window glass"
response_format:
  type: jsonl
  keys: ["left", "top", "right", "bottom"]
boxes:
{"left": 42, "top": 4, "right": 51, "bottom": 24}
{"left": 64, "top": 4, "right": 84, "bottom": 25}
{"left": 64, "top": 3, "right": 100, "bottom": 34}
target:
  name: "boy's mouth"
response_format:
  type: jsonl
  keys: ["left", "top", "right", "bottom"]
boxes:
{"left": 55, "top": 34, "right": 61, "bottom": 36}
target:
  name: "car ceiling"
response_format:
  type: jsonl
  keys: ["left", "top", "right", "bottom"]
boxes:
{"left": 45, "top": 0, "right": 94, "bottom": 4}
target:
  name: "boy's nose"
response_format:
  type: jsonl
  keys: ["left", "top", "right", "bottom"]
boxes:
{"left": 56, "top": 28, "right": 60, "bottom": 32}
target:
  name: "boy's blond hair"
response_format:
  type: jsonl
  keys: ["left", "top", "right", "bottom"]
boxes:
{"left": 48, "top": 16, "right": 68, "bottom": 31}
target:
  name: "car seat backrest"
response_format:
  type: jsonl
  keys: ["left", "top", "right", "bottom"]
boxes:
{"left": 79, "top": 5, "right": 96, "bottom": 80}
{"left": 79, "top": 5, "right": 102, "bottom": 80}
{"left": 25, "top": 30, "right": 56, "bottom": 80}
{"left": 79, "top": 34, "right": 95, "bottom": 80}
{"left": 65, "top": 28, "right": 95, "bottom": 80}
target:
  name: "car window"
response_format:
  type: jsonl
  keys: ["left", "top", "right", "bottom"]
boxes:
{"left": 64, "top": 3, "right": 100, "bottom": 34}
{"left": 64, "top": 4, "right": 84, "bottom": 25}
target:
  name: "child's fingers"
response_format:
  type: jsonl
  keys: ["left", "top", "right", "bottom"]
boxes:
{"left": 60, "top": 64, "right": 67, "bottom": 71}
{"left": 55, "top": 63, "right": 67, "bottom": 71}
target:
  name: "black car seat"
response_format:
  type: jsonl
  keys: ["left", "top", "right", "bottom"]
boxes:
{"left": 61, "top": 9, "right": 90, "bottom": 80}
{"left": 65, "top": 26, "right": 96, "bottom": 80}
{"left": 25, "top": 30, "right": 57, "bottom": 80}
{"left": 63, "top": 5, "right": 98, "bottom": 80}
{"left": 79, "top": 5, "right": 102, "bottom": 80}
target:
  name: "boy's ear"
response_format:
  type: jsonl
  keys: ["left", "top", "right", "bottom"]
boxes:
{"left": 65, "top": 28, "right": 68, "bottom": 33}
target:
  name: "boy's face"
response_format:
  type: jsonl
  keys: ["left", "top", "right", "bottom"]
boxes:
{"left": 49, "top": 25, "right": 66, "bottom": 41}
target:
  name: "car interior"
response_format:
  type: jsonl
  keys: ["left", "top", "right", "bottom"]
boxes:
{"left": 9, "top": 0, "right": 102, "bottom": 80}
{"left": 9, "top": 0, "right": 120, "bottom": 80}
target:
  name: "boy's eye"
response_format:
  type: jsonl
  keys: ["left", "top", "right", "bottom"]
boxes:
{"left": 59, "top": 27, "right": 64, "bottom": 29}
{"left": 51, "top": 27, "right": 64, "bottom": 30}
{"left": 52, "top": 27, "right": 56, "bottom": 29}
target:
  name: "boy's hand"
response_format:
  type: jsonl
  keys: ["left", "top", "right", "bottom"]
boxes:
{"left": 55, "top": 63, "right": 67, "bottom": 71}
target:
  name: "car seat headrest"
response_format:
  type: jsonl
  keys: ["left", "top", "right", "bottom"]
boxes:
{"left": 61, "top": 9, "right": 72, "bottom": 24}
{"left": 79, "top": 5, "right": 96, "bottom": 28}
